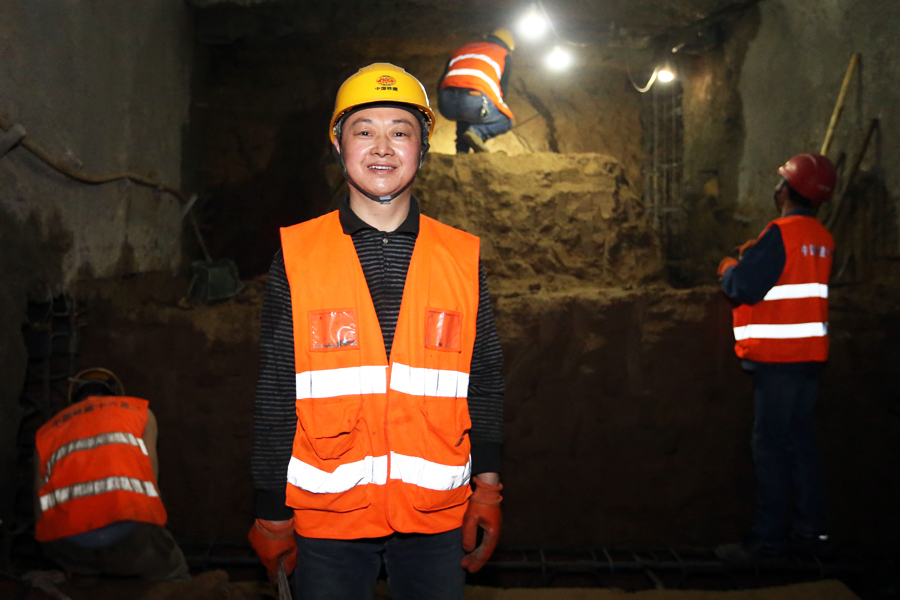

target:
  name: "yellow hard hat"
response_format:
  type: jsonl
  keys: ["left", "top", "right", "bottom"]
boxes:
{"left": 68, "top": 367, "right": 124, "bottom": 404}
{"left": 490, "top": 28, "right": 515, "bottom": 52}
{"left": 329, "top": 63, "right": 435, "bottom": 144}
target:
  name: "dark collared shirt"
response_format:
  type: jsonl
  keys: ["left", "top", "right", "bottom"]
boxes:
{"left": 252, "top": 198, "right": 504, "bottom": 519}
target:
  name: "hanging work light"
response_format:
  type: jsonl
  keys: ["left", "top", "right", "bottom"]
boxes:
{"left": 657, "top": 68, "right": 675, "bottom": 83}
{"left": 545, "top": 46, "right": 572, "bottom": 71}
{"left": 517, "top": 5, "right": 549, "bottom": 40}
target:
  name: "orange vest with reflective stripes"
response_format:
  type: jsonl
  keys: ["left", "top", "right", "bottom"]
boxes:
{"left": 280, "top": 210, "right": 480, "bottom": 539}
{"left": 440, "top": 41, "right": 515, "bottom": 119}
{"left": 35, "top": 396, "right": 166, "bottom": 542}
{"left": 733, "top": 215, "right": 833, "bottom": 363}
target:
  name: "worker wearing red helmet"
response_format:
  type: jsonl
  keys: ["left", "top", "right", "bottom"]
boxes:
{"left": 715, "top": 153, "right": 836, "bottom": 564}
{"left": 248, "top": 64, "right": 505, "bottom": 599}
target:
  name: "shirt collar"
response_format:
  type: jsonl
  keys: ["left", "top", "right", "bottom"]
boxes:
{"left": 339, "top": 195, "right": 420, "bottom": 235}
{"left": 785, "top": 207, "right": 816, "bottom": 218}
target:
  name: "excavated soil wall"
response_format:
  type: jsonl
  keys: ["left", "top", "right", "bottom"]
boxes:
{"left": 414, "top": 153, "right": 662, "bottom": 292}
{"left": 73, "top": 276, "right": 900, "bottom": 548}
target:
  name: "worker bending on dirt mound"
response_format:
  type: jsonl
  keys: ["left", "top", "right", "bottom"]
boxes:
{"left": 438, "top": 28, "right": 515, "bottom": 154}
{"left": 715, "top": 154, "right": 836, "bottom": 564}
{"left": 33, "top": 368, "right": 189, "bottom": 580}
{"left": 249, "top": 63, "right": 505, "bottom": 599}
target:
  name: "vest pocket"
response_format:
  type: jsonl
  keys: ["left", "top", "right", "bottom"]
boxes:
{"left": 425, "top": 308, "right": 462, "bottom": 352}
{"left": 412, "top": 397, "right": 472, "bottom": 512}
{"left": 297, "top": 397, "right": 363, "bottom": 460}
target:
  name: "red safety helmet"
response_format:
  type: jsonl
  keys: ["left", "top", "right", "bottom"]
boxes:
{"left": 777, "top": 153, "right": 836, "bottom": 207}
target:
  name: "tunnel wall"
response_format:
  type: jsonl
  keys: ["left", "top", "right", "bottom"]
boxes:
{"left": 737, "top": 0, "right": 900, "bottom": 229}
{"left": 678, "top": 0, "right": 900, "bottom": 280}
{"left": 0, "top": 1, "right": 192, "bottom": 282}
{"left": 0, "top": 0, "right": 192, "bottom": 557}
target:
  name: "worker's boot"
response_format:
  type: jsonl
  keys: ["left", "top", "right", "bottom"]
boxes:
{"left": 789, "top": 530, "right": 833, "bottom": 556}
{"left": 714, "top": 535, "right": 786, "bottom": 565}
{"left": 462, "top": 128, "right": 489, "bottom": 153}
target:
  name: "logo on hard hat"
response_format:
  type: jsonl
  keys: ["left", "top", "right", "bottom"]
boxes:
{"left": 377, "top": 75, "right": 397, "bottom": 86}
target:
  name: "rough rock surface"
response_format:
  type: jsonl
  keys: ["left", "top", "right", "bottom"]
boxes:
{"left": 415, "top": 153, "right": 664, "bottom": 293}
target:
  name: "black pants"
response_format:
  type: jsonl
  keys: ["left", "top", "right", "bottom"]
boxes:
{"left": 43, "top": 522, "right": 189, "bottom": 581}
{"left": 749, "top": 362, "right": 827, "bottom": 544}
{"left": 293, "top": 528, "right": 465, "bottom": 600}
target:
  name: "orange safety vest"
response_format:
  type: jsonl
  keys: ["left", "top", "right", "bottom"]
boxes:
{"left": 733, "top": 215, "right": 833, "bottom": 363}
{"left": 440, "top": 41, "right": 515, "bottom": 119}
{"left": 280, "top": 211, "right": 480, "bottom": 539}
{"left": 34, "top": 396, "right": 167, "bottom": 542}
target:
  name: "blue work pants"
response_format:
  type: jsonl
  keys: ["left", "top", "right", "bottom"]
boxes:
{"left": 749, "top": 362, "right": 827, "bottom": 544}
{"left": 293, "top": 528, "right": 465, "bottom": 600}
{"left": 437, "top": 87, "right": 512, "bottom": 153}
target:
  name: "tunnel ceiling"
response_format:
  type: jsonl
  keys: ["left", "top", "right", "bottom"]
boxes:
{"left": 187, "top": 0, "right": 757, "bottom": 42}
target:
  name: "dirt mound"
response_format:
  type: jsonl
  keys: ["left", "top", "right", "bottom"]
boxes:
{"left": 414, "top": 153, "right": 664, "bottom": 294}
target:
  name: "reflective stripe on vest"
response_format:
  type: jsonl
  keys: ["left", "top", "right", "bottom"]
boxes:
{"left": 389, "top": 363, "right": 470, "bottom": 398}
{"left": 389, "top": 452, "right": 471, "bottom": 491}
{"left": 44, "top": 431, "right": 148, "bottom": 482}
{"left": 40, "top": 476, "right": 159, "bottom": 512}
{"left": 287, "top": 452, "right": 471, "bottom": 494}
{"left": 448, "top": 53, "right": 502, "bottom": 78}
{"left": 763, "top": 283, "right": 828, "bottom": 301}
{"left": 733, "top": 322, "right": 828, "bottom": 341}
{"left": 292, "top": 361, "right": 480, "bottom": 406}
{"left": 444, "top": 68, "right": 511, "bottom": 115}
{"left": 444, "top": 68, "right": 504, "bottom": 105}
{"left": 288, "top": 455, "right": 388, "bottom": 494}
{"left": 295, "top": 366, "right": 388, "bottom": 399}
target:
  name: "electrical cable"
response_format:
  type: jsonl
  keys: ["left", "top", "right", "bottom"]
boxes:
{"left": 628, "top": 66, "right": 660, "bottom": 93}
{"left": 0, "top": 113, "right": 187, "bottom": 203}
{"left": 0, "top": 112, "right": 214, "bottom": 262}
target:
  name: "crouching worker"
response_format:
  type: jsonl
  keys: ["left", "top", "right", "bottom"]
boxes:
{"left": 249, "top": 63, "right": 505, "bottom": 599}
{"left": 438, "top": 28, "right": 516, "bottom": 153}
{"left": 33, "top": 368, "right": 189, "bottom": 581}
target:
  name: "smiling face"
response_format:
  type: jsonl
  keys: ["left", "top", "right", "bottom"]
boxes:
{"left": 335, "top": 106, "right": 422, "bottom": 201}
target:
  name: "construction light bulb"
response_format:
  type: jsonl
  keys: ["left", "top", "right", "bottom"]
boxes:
{"left": 657, "top": 68, "right": 675, "bottom": 83}
{"left": 518, "top": 8, "right": 548, "bottom": 40}
{"left": 545, "top": 46, "right": 572, "bottom": 71}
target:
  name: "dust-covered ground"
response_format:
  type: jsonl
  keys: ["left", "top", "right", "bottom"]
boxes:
{"left": 0, "top": 571, "right": 863, "bottom": 600}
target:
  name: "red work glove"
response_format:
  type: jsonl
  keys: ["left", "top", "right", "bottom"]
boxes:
{"left": 248, "top": 518, "right": 296, "bottom": 581}
{"left": 735, "top": 238, "right": 757, "bottom": 258}
{"left": 717, "top": 257, "right": 738, "bottom": 277}
{"left": 461, "top": 477, "right": 503, "bottom": 573}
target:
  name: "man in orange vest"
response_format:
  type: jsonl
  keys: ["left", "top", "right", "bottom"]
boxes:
{"left": 715, "top": 154, "right": 836, "bottom": 564}
{"left": 249, "top": 63, "right": 505, "bottom": 599}
{"left": 33, "top": 369, "right": 188, "bottom": 580}
{"left": 438, "top": 29, "right": 515, "bottom": 154}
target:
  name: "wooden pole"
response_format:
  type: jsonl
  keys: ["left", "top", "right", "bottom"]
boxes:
{"left": 820, "top": 53, "right": 860, "bottom": 157}
{"left": 824, "top": 117, "right": 879, "bottom": 231}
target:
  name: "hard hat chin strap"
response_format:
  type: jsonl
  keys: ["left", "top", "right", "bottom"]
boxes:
{"left": 344, "top": 168, "right": 415, "bottom": 205}
{"left": 337, "top": 142, "right": 429, "bottom": 205}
